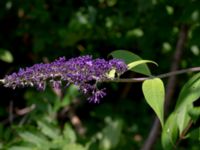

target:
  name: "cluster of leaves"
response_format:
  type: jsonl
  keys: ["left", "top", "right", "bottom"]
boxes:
{"left": 112, "top": 51, "right": 200, "bottom": 150}
{"left": 161, "top": 74, "right": 200, "bottom": 149}
{"left": 9, "top": 121, "right": 86, "bottom": 150}
{"left": 142, "top": 72, "right": 200, "bottom": 149}
{"left": 0, "top": 84, "right": 129, "bottom": 150}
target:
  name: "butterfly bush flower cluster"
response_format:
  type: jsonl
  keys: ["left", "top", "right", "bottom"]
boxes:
{"left": 3, "top": 56, "right": 127, "bottom": 103}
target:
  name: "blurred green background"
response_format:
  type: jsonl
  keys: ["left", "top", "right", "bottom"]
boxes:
{"left": 0, "top": 0, "right": 200, "bottom": 149}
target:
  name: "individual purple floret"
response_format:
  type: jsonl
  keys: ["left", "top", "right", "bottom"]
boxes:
{"left": 3, "top": 56, "right": 127, "bottom": 103}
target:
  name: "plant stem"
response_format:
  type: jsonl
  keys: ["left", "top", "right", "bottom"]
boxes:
{"left": 103, "top": 67, "right": 200, "bottom": 83}
{"left": 175, "top": 120, "right": 193, "bottom": 148}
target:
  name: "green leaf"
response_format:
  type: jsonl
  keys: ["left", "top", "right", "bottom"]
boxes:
{"left": 175, "top": 73, "right": 200, "bottom": 110}
{"left": 109, "top": 50, "right": 151, "bottom": 75}
{"left": 161, "top": 113, "right": 179, "bottom": 150}
{"left": 63, "top": 124, "right": 77, "bottom": 143}
{"left": 37, "top": 120, "right": 59, "bottom": 140}
{"left": 127, "top": 60, "right": 158, "bottom": 70}
{"left": 99, "top": 119, "right": 123, "bottom": 150}
{"left": 176, "top": 104, "right": 192, "bottom": 135}
{"left": 188, "top": 106, "right": 200, "bottom": 122}
{"left": 142, "top": 78, "right": 165, "bottom": 127}
{"left": 0, "top": 49, "right": 13, "bottom": 63}
{"left": 175, "top": 73, "right": 200, "bottom": 134}
{"left": 19, "top": 132, "right": 49, "bottom": 148}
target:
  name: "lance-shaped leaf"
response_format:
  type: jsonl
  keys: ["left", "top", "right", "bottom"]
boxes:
{"left": 176, "top": 104, "right": 191, "bottom": 135}
{"left": 142, "top": 78, "right": 165, "bottom": 127}
{"left": 175, "top": 73, "right": 200, "bottom": 110}
{"left": 109, "top": 50, "right": 151, "bottom": 75}
{"left": 175, "top": 73, "right": 200, "bottom": 134}
{"left": 127, "top": 60, "right": 158, "bottom": 70}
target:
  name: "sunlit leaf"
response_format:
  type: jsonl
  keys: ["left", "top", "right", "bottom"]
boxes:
{"left": 176, "top": 104, "right": 191, "bottom": 135}
{"left": 127, "top": 60, "right": 157, "bottom": 70}
{"left": 0, "top": 49, "right": 13, "bottom": 63}
{"left": 142, "top": 78, "right": 165, "bottom": 127}
{"left": 37, "top": 121, "right": 59, "bottom": 140}
{"left": 19, "top": 132, "right": 49, "bottom": 148}
{"left": 63, "top": 124, "right": 77, "bottom": 143}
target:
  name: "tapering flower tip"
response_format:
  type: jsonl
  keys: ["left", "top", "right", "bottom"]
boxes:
{"left": 88, "top": 89, "right": 106, "bottom": 103}
{"left": 3, "top": 56, "right": 127, "bottom": 102}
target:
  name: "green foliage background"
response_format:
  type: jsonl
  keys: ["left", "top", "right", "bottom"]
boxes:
{"left": 0, "top": 0, "right": 200, "bottom": 149}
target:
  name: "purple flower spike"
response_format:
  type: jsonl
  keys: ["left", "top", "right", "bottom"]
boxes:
{"left": 3, "top": 56, "right": 127, "bottom": 102}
